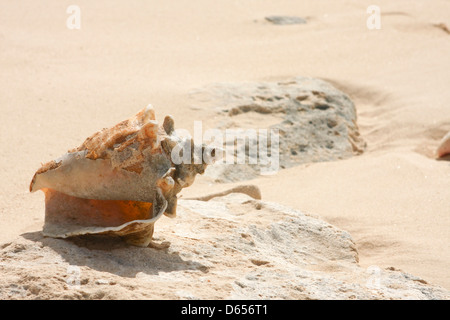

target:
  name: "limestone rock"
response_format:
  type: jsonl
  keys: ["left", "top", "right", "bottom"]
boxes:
{"left": 0, "top": 194, "right": 447, "bottom": 300}
{"left": 189, "top": 77, "right": 366, "bottom": 182}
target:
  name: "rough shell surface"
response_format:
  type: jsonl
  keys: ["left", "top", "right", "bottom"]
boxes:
{"left": 30, "top": 105, "right": 211, "bottom": 246}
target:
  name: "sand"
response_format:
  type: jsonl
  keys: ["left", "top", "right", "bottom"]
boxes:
{"left": 0, "top": 0, "right": 449, "bottom": 294}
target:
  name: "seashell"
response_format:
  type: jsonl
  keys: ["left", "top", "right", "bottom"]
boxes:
{"left": 30, "top": 105, "right": 216, "bottom": 247}
{"left": 436, "top": 131, "right": 450, "bottom": 158}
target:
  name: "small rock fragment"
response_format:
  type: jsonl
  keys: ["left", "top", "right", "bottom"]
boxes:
{"left": 265, "top": 16, "right": 307, "bottom": 25}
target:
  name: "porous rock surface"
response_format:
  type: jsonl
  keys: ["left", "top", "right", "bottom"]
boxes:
{"left": 189, "top": 77, "right": 366, "bottom": 182}
{"left": 0, "top": 194, "right": 447, "bottom": 300}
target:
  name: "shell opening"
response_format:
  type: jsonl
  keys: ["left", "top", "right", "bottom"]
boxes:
{"left": 42, "top": 188, "right": 153, "bottom": 232}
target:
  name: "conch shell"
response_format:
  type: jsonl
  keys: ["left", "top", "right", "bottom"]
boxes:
{"left": 30, "top": 105, "right": 215, "bottom": 247}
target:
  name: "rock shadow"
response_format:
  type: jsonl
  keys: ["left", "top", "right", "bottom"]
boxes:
{"left": 21, "top": 231, "right": 208, "bottom": 278}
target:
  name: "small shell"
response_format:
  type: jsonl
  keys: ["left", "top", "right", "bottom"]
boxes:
{"left": 436, "top": 131, "right": 450, "bottom": 158}
{"left": 30, "top": 105, "right": 213, "bottom": 247}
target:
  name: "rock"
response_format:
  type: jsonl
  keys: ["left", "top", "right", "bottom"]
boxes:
{"left": 436, "top": 131, "right": 450, "bottom": 158}
{"left": 0, "top": 194, "right": 447, "bottom": 299}
{"left": 189, "top": 77, "right": 366, "bottom": 182}
{"left": 265, "top": 16, "right": 307, "bottom": 25}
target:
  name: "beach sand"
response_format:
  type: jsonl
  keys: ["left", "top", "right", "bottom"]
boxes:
{"left": 1, "top": 0, "right": 449, "bottom": 291}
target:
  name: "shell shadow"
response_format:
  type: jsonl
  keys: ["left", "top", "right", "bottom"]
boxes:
{"left": 21, "top": 231, "right": 208, "bottom": 278}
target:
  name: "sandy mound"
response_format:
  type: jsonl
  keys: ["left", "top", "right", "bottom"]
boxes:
{"left": 1, "top": 194, "right": 447, "bottom": 300}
